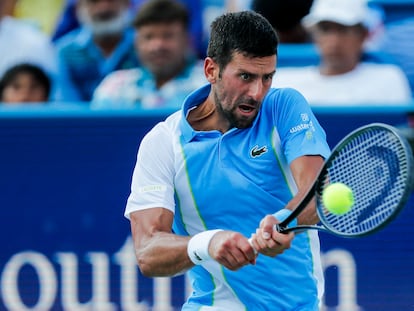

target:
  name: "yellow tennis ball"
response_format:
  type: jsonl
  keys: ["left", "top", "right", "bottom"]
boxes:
{"left": 322, "top": 182, "right": 354, "bottom": 215}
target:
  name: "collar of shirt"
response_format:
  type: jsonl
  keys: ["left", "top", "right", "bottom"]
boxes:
{"left": 180, "top": 84, "right": 222, "bottom": 143}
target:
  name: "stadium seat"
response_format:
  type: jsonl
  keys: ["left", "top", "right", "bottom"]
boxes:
{"left": 369, "top": 0, "right": 414, "bottom": 23}
{"left": 277, "top": 43, "right": 397, "bottom": 68}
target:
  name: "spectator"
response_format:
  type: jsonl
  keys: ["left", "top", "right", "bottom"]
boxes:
{"left": 133, "top": 0, "right": 205, "bottom": 59}
{"left": 91, "top": 0, "right": 206, "bottom": 109}
{"left": 52, "top": 0, "right": 206, "bottom": 58}
{"left": 251, "top": 0, "right": 314, "bottom": 43}
{"left": 54, "top": 0, "right": 139, "bottom": 102}
{"left": 0, "top": 63, "right": 51, "bottom": 104}
{"left": 0, "top": 1, "right": 57, "bottom": 80}
{"left": 272, "top": 0, "right": 412, "bottom": 105}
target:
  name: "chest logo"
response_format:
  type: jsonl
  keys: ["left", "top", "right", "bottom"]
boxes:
{"left": 250, "top": 145, "right": 268, "bottom": 158}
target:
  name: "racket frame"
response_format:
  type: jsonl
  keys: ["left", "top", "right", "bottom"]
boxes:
{"left": 276, "top": 123, "right": 414, "bottom": 237}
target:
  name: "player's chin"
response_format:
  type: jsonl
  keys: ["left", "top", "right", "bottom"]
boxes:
{"left": 234, "top": 117, "right": 255, "bottom": 129}
{"left": 234, "top": 111, "right": 257, "bottom": 129}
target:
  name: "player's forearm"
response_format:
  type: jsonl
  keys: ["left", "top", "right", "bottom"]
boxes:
{"left": 297, "top": 199, "right": 319, "bottom": 225}
{"left": 288, "top": 155, "right": 323, "bottom": 226}
{"left": 134, "top": 233, "right": 194, "bottom": 277}
{"left": 284, "top": 193, "right": 319, "bottom": 226}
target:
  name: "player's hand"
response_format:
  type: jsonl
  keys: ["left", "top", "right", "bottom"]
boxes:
{"left": 208, "top": 230, "right": 256, "bottom": 270}
{"left": 250, "top": 214, "right": 294, "bottom": 257}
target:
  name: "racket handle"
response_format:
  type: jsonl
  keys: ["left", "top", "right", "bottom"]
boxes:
{"left": 247, "top": 237, "right": 258, "bottom": 255}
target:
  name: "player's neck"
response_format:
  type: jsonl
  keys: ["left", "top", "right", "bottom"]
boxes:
{"left": 187, "top": 96, "right": 229, "bottom": 133}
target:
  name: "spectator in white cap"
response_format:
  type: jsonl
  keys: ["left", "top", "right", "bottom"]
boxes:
{"left": 272, "top": 0, "right": 412, "bottom": 106}
{"left": 302, "top": 0, "right": 369, "bottom": 28}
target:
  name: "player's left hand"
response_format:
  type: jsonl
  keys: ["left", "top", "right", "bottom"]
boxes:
{"left": 250, "top": 214, "right": 294, "bottom": 257}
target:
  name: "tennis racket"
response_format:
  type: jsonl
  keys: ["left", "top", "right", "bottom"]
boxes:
{"left": 275, "top": 123, "right": 414, "bottom": 238}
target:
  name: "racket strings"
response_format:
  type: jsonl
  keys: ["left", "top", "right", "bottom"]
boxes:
{"left": 317, "top": 128, "right": 412, "bottom": 236}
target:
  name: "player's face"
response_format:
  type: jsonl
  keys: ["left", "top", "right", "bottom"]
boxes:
{"left": 209, "top": 52, "right": 276, "bottom": 129}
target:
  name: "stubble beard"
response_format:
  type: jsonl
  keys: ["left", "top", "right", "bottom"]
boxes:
{"left": 213, "top": 90, "right": 256, "bottom": 130}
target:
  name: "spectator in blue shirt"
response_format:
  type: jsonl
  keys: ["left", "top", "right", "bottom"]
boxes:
{"left": 53, "top": 0, "right": 139, "bottom": 102}
{"left": 52, "top": 0, "right": 205, "bottom": 59}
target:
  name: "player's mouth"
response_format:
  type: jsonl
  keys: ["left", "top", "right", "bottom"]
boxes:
{"left": 238, "top": 104, "right": 256, "bottom": 116}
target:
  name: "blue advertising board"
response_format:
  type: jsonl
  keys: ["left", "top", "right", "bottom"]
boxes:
{"left": 0, "top": 105, "right": 413, "bottom": 311}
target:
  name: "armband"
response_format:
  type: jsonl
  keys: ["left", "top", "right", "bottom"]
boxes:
{"left": 187, "top": 229, "right": 223, "bottom": 265}
{"left": 272, "top": 209, "right": 297, "bottom": 228}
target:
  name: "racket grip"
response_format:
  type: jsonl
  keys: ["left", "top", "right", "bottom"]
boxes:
{"left": 276, "top": 224, "right": 308, "bottom": 234}
{"left": 274, "top": 223, "right": 283, "bottom": 232}
{"left": 247, "top": 237, "right": 258, "bottom": 255}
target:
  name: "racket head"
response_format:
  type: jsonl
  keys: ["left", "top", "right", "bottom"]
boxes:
{"left": 315, "top": 123, "right": 414, "bottom": 237}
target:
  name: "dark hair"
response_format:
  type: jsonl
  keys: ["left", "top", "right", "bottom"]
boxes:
{"left": 0, "top": 63, "right": 51, "bottom": 101}
{"left": 133, "top": 0, "right": 189, "bottom": 29}
{"left": 207, "top": 11, "right": 279, "bottom": 70}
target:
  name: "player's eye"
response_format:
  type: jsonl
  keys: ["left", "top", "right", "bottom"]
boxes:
{"left": 263, "top": 74, "right": 274, "bottom": 82}
{"left": 240, "top": 73, "right": 251, "bottom": 81}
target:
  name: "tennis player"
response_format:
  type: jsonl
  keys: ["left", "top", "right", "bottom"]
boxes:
{"left": 125, "top": 10, "right": 331, "bottom": 310}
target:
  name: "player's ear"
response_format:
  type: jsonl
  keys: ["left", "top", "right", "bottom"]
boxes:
{"left": 204, "top": 57, "right": 218, "bottom": 84}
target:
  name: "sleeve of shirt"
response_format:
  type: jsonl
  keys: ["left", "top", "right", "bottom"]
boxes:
{"left": 270, "top": 87, "right": 331, "bottom": 163}
{"left": 124, "top": 122, "right": 176, "bottom": 219}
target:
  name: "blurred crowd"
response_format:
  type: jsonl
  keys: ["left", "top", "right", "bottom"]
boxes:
{"left": 1, "top": 0, "right": 414, "bottom": 108}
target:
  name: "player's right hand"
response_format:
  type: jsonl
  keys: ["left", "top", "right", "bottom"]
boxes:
{"left": 208, "top": 230, "right": 256, "bottom": 270}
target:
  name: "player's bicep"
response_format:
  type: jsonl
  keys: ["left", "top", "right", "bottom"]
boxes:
{"left": 290, "top": 155, "right": 324, "bottom": 190}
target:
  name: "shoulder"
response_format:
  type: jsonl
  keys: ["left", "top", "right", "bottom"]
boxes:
{"left": 3, "top": 17, "right": 51, "bottom": 45}
{"left": 358, "top": 62, "right": 406, "bottom": 76}
{"left": 92, "top": 68, "right": 142, "bottom": 103}
{"left": 188, "top": 60, "right": 205, "bottom": 74}
{"left": 265, "top": 87, "right": 308, "bottom": 104}
{"left": 260, "top": 87, "right": 311, "bottom": 124}
{"left": 54, "top": 28, "right": 87, "bottom": 51}
{"left": 142, "top": 111, "right": 182, "bottom": 144}
{"left": 2, "top": 17, "right": 42, "bottom": 35}
{"left": 358, "top": 62, "right": 411, "bottom": 88}
{"left": 273, "top": 66, "right": 318, "bottom": 87}
{"left": 181, "top": 60, "right": 207, "bottom": 84}
{"left": 100, "top": 68, "right": 142, "bottom": 86}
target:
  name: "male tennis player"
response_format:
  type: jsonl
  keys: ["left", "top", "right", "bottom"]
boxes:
{"left": 125, "top": 10, "right": 331, "bottom": 310}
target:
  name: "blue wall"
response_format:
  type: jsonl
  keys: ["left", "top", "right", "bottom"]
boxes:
{"left": 0, "top": 105, "right": 413, "bottom": 311}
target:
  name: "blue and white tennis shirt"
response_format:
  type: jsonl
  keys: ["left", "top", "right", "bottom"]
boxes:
{"left": 125, "top": 84, "right": 331, "bottom": 310}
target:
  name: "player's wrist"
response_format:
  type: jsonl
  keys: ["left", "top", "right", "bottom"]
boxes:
{"left": 187, "top": 229, "right": 223, "bottom": 265}
{"left": 272, "top": 209, "right": 297, "bottom": 228}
